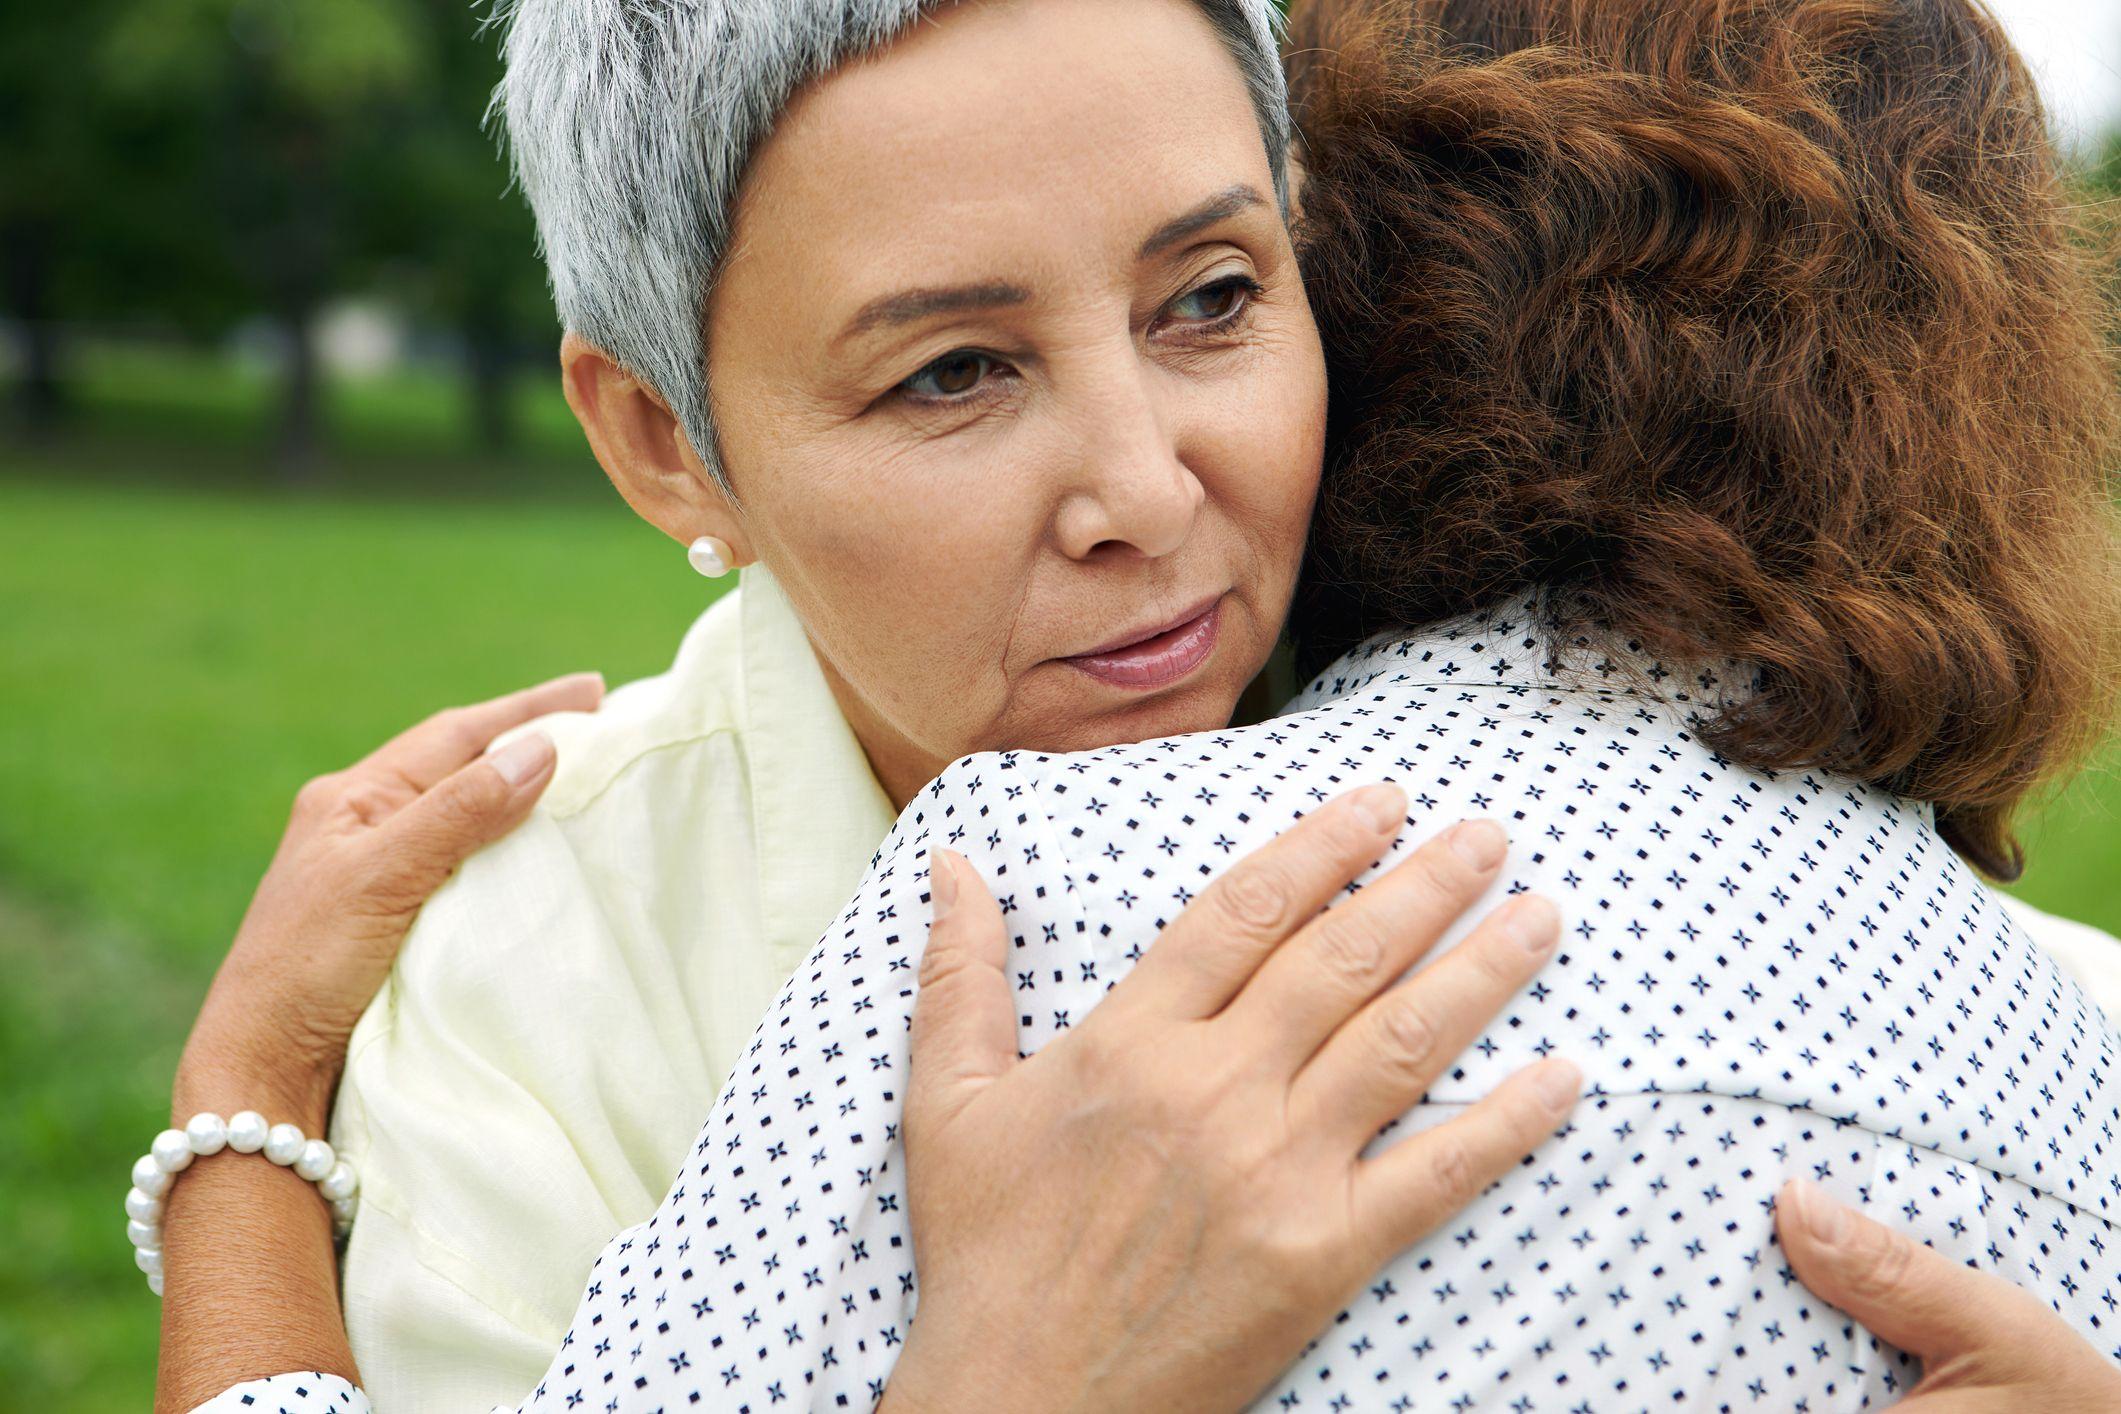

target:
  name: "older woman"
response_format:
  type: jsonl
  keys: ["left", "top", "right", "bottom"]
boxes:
{"left": 318, "top": 0, "right": 1327, "bottom": 1404}
{"left": 149, "top": 0, "right": 2121, "bottom": 1407}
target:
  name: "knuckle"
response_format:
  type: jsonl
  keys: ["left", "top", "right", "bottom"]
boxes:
{"left": 338, "top": 778, "right": 401, "bottom": 826}
{"left": 383, "top": 795, "right": 487, "bottom": 865}
{"left": 291, "top": 772, "right": 344, "bottom": 817}
{"left": 1844, "top": 1223, "right": 1916, "bottom": 1304}
{"left": 1309, "top": 913, "right": 1388, "bottom": 986}
{"left": 1215, "top": 863, "right": 1300, "bottom": 936}
{"left": 430, "top": 704, "right": 491, "bottom": 752}
{"left": 1374, "top": 997, "right": 1440, "bottom": 1073}
{"left": 1423, "top": 1133, "right": 1480, "bottom": 1203}
{"left": 916, "top": 935, "right": 963, "bottom": 989}
{"left": 431, "top": 772, "right": 508, "bottom": 827}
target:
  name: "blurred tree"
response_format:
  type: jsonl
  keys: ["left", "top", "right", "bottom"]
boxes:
{"left": 98, "top": 0, "right": 428, "bottom": 472}
{"left": 0, "top": 0, "right": 121, "bottom": 435}
{"left": 77, "top": 0, "right": 554, "bottom": 464}
{"left": 354, "top": 0, "right": 552, "bottom": 452}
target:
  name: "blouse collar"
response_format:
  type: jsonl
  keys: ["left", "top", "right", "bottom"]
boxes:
{"left": 736, "top": 564, "right": 898, "bottom": 974}
{"left": 1290, "top": 590, "right": 1763, "bottom": 721}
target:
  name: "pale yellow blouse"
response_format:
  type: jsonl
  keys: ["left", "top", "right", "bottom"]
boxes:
{"left": 328, "top": 566, "right": 896, "bottom": 1411}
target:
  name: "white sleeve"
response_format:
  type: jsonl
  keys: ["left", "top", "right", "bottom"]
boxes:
{"left": 188, "top": 1373, "right": 370, "bottom": 1413}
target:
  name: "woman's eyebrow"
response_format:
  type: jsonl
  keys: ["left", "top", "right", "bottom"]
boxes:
{"left": 831, "top": 184, "right": 1266, "bottom": 349}
{"left": 838, "top": 281, "right": 1033, "bottom": 343}
{"left": 1137, "top": 184, "right": 1267, "bottom": 260}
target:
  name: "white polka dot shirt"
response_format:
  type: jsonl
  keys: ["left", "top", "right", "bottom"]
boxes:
{"left": 197, "top": 598, "right": 2120, "bottom": 1413}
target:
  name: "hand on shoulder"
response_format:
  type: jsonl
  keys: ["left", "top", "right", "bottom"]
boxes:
{"left": 175, "top": 673, "right": 605, "bottom": 1126}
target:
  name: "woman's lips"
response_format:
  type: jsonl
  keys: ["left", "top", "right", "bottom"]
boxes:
{"left": 1061, "top": 597, "right": 1224, "bottom": 692}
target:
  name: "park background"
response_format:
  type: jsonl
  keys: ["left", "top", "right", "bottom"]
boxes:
{"left": 3, "top": 0, "right": 2119, "bottom": 1405}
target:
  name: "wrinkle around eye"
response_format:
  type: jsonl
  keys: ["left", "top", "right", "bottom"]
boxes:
{"left": 885, "top": 373, "right": 1025, "bottom": 438}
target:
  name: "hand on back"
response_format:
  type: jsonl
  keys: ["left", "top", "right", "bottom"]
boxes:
{"left": 1777, "top": 1178, "right": 2121, "bottom": 1412}
{"left": 888, "top": 786, "right": 1581, "bottom": 1414}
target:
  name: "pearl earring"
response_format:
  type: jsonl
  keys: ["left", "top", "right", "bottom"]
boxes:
{"left": 687, "top": 536, "right": 734, "bottom": 579}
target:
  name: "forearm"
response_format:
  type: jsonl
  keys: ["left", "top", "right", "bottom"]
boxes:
{"left": 155, "top": 1064, "right": 357, "bottom": 1414}
{"left": 144, "top": 677, "right": 587, "bottom": 1412}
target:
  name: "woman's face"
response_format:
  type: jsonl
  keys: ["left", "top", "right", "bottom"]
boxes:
{"left": 705, "top": 0, "right": 1326, "bottom": 804}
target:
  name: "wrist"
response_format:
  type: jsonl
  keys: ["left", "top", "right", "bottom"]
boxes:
{"left": 177, "top": 946, "right": 362, "bottom": 1127}
{"left": 880, "top": 1344, "right": 978, "bottom": 1414}
{"left": 886, "top": 1327, "right": 1070, "bottom": 1414}
{"left": 172, "top": 1042, "right": 336, "bottom": 1136}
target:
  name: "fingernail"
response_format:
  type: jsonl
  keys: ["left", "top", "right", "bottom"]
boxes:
{"left": 1348, "top": 783, "right": 1406, "bottom": 833}
{"left": 1788, "top": 1178, "right": 1849, "bottom": 1246}
{"left": 1451, "top": 819, "right": 1508, "bottom": 870}
{"left": 930, "top": 850, "right": 959, "bottom": 921}
{"left": 1533, "top": 1059, "right": 1581, "bottom": 1111}
{"left": 1503, "top": 896, "right": 1561, "bottom": 956}
{"left": 488, "top": 731, "right": 555, "bottom": 788}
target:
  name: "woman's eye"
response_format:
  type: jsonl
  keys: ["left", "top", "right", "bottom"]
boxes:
{"left": 901, "top": 351, "right": 994, "bottom": 400}
{"left": 1167, "top": 275, "right": 1260, "bottom": 325}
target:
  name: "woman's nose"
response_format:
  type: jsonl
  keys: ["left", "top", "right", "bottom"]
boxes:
{"left": 1052, "top": 374, "right": 1206, "bottom": 562}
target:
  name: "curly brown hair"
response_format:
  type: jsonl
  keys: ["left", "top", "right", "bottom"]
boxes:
{"left": 1285, "top": 0, "right": 2121, "bottom": 879}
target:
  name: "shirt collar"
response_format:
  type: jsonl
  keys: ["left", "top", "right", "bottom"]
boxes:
{"left": 736, "top": 564, "right": 898, "bottom": 973}
{"left": 1292, "top": 591, "right": 1762, "bottom": 718}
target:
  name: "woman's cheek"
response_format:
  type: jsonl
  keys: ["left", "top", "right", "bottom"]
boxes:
{"left": 1267, "top": 342, "right": 1329, "bottom": 540}
{"left": 797, "top": 437, "right": 1044, "bottom": 680}
{"left": 1211, "top": 358, "right": 1327, "bottom": 569}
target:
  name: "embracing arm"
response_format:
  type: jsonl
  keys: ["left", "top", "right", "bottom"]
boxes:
{"left": 154, "top": 673, "right": 604, "bottom": 1412}
{"left": 157, "top": 1076, "right": 354, "bottom": 1410}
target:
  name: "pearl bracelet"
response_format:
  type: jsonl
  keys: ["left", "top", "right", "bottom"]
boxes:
{"left": 125, "top": 1111, "right": 360, "bottom": 1297}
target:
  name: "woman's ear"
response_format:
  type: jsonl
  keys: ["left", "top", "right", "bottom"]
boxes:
{"left": 1286, "top": 138, "right": 1310, "bottom": 226}
{"left": 559, "top": 332, "right": 750, "bottom": 564}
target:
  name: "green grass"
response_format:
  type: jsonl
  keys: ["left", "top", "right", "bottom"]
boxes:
{"left": 0, "top": 454, "right": 718, "bottom": 1408}
{"left": 0, "top": 347, "right": 2116, "bottom": 1405}
{"left": 2015, "top": 744, "right": 2121, "bottom": 927}
{"left": 0, "top": 474, "right": 714, "bottom": 970}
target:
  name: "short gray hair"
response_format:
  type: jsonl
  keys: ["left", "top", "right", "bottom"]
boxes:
{"left": 493, "top": 0, "right": 1291, "bottom": 489}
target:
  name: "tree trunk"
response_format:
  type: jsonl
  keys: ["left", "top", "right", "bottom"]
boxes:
{"left": 4, "top": 224, "right": 64, "bottom": 438}
{"left": 276, "top": 304, "right": 321, "bottom": 480}
{"left": 465, "top": 326, "right": 512, "bottom": 452}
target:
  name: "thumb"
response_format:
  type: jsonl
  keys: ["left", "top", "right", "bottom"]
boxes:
{"left": 907, "top": 849, "right": 1018, "bottom": 1133}
{"left": 369, "top": 730, "right": 557, "bottom": 907}
{"left": 1775, "top": 1178, "right": 2052, "bottom": 1368}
